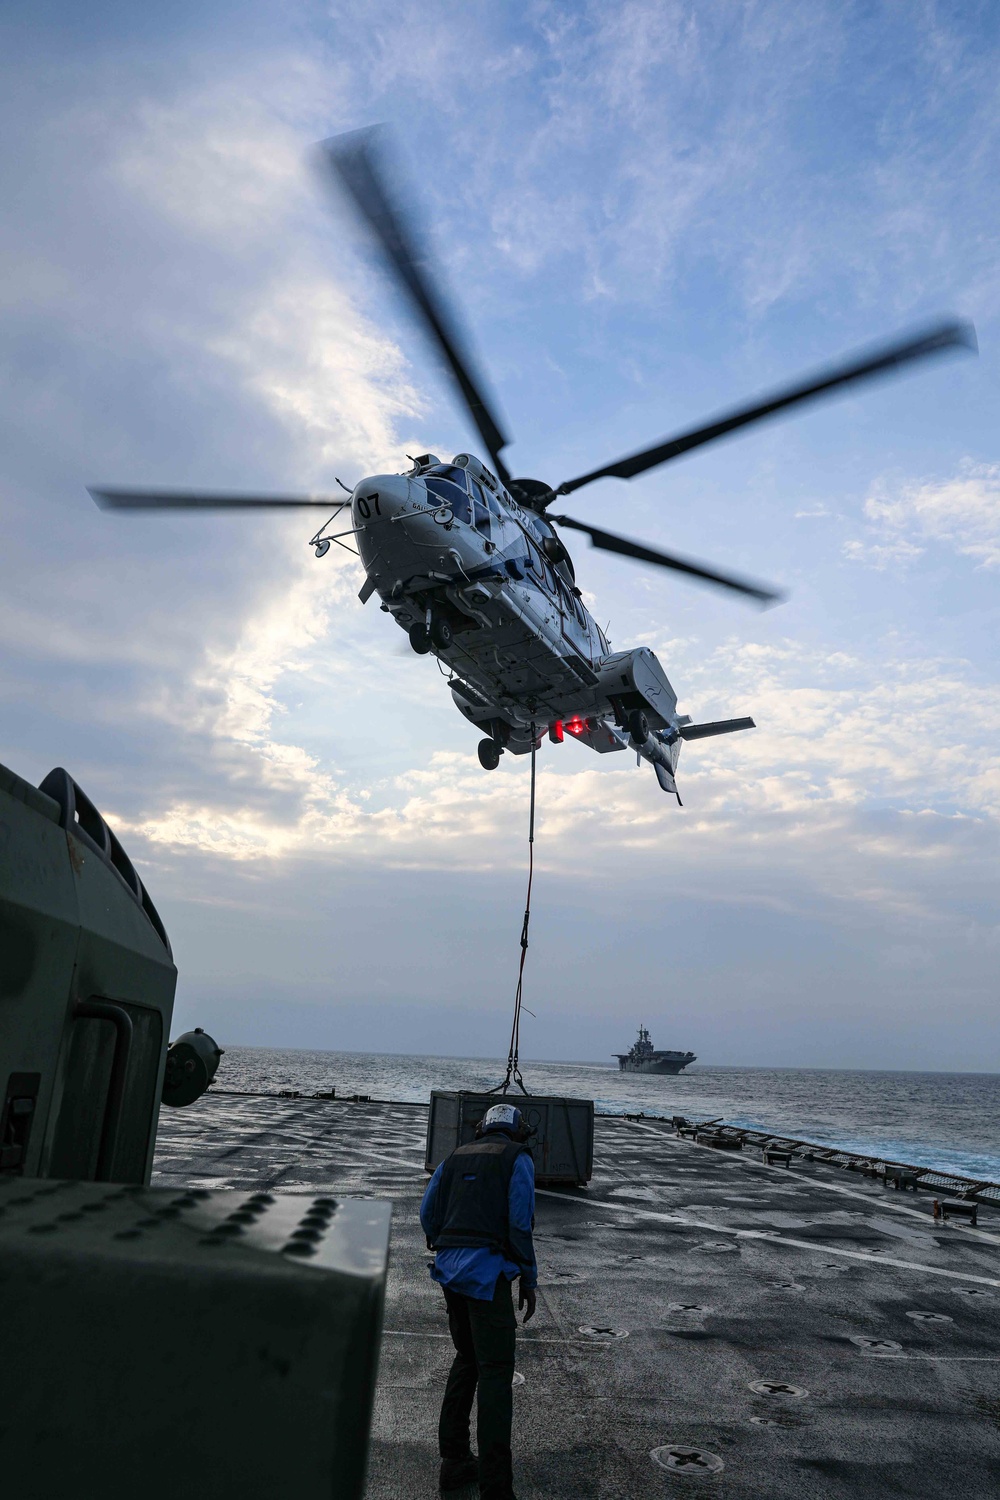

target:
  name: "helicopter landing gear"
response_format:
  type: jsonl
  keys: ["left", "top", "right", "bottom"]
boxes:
{"left": 478, "top": 738, "right": 502, "bottom": 770}
{"left": 430, "top": 617, "right": 453, "bottom": 651}
{"left": 409, "top": 614, "right": 453, "bottom": 653}
{"left": 627, "top": 708, "right": 650, "bottom": 743}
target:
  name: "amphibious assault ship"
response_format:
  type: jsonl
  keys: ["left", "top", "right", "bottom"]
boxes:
{"left": 614, "top": 1024, "right": 696, "bottom": 1074}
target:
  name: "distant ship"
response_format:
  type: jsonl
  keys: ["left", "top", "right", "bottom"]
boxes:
{"left": 614, "top": 1026, "right": 696, "bottom": 1075}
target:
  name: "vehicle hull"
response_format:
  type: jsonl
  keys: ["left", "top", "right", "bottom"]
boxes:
{"left": 616, "top": 1053, "right": 696, "bottom": 1075}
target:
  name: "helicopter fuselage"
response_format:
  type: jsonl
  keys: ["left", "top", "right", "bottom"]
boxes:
{"left": 333, "top": 451, "right": 707, "bottom": 791}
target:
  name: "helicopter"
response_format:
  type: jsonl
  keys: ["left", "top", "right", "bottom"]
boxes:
{"left": 90, "top": 129, "right": 976, "bottom": 802}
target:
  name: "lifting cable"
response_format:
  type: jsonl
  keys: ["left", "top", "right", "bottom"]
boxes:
{"left": 492, "top": 724, "right": 537, "bottom": 1097}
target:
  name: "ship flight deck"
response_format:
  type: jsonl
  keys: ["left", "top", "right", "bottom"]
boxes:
{"left": 154, "top": 1094, "right": 1000, "bottom": 1499}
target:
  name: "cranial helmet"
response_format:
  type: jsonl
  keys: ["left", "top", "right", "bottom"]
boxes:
{"left": 481, "top": 1102, "right": 522, "bottom": 1136}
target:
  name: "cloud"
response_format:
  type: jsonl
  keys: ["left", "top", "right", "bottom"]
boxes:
{"left": 0, "top": 31, "right": 436, "bottom": 838}
{"left": 110, "top": 627, "right": 1000, "bottom": 957}
{"left": 2, "top": 2, "right": 1000, "bottom": 1064}
{"left": 354, "top": 0, "right": 1000, "bottom": 329}
{"left": 845, "top": 463, "right": 1000, "bottom": 571}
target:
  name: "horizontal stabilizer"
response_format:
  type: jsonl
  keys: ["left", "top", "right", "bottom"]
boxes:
{"left": 678, "top": 716, "right": 755, "bottom": 741}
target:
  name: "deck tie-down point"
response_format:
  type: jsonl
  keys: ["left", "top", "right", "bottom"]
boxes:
{"left": 748, "top": 1380, "right": 808, "bottom": 1400}
{"left": 651, "top": 1446, "right": 724, "bottom": 1476}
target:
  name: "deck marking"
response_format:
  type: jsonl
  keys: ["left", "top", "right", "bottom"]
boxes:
{"left": 660, "top": 1133, "right": 1000, "bottom": 1248}
{"left": 862, "top": 1355, "right": 1000, "bottom": 1362}
{"left": 614, "top": 1127, "right": 1000, "bottom": 1248}
{"left": 535, "top": 1190, "right": 1000, "bottom": 1288}
{"left": 771, "top": 1167, "right": 1000, "bottom": 1247}
{"left": 618, "top": 1121, "right": 685, "bottom": 1143}
{"left": 328, "top": 1148, "right": 426, "bottom": 1175}
{"left": 383, "top": 1330, "right": 608, "bottom": 1347}
{"left": 383, "top": 1331, "right": 458, "bottom": 1340}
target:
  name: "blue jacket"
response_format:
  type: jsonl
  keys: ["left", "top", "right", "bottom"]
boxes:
{"left": 421, "top": 1148, "right": 537, "bottom": 1300}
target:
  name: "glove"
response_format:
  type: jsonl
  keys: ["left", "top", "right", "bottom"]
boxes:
{"left": 518, "top": 1282, "right": 536, "bottom": 1324}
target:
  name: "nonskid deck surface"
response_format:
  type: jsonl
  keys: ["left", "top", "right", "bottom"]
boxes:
{"left": 154, "top": 1097, "right": 1000, "bottom": 1499}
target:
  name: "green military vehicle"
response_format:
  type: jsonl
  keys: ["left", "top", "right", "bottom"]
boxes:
{"left": 0, "top": 758, "right": 388, "bottom": 1499}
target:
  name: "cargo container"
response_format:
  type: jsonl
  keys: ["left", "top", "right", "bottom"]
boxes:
{"left": 425, "top": 1090, "right": 594, "bottom": 1186}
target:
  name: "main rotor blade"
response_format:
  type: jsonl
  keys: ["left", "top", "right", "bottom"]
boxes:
{"left": 555, "top": 319, "right": 977, "bottom": 499}
{"left": 550, "top": 514, "right": 783, "bottom": 605}
{"left": 320, "top": 128, "right": 512, "bottom": 486}
{"left": 90, "top": 487, "right": 351, "bottom": 511}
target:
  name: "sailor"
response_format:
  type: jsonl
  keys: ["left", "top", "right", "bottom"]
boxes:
{"left": 420, "top": 1102, "right": 537, "bottom": 1499}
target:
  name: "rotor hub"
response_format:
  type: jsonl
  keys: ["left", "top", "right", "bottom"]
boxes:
{"left": 509, "top": 478, "right": 553, "bottom": 511}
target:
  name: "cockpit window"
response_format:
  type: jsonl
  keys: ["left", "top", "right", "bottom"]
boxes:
{"left": 424, "top": 466, "right": 471, "bottom": 523}
{"left": 470, "top": 480, "right": 492, "bottom": 537}
{"left": 426, "top": 464, "right": 468, "bottom": 486}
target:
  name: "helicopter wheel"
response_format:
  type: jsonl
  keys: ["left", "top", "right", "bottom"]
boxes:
{"left": 408, "top": 623, "right": 431, "bottom": 654}
{"left": 430, "top": 616, "right": 453, "bottom": 651}
{"left": 627, "top": 708, "right": 649, "bottom": 743}
{"left": 478, "top": 738, "right": 502, "bottom": 771}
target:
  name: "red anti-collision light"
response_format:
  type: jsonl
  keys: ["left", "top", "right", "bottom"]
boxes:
{"left": 549, "top": 721, "right": 564, "bottom": 744}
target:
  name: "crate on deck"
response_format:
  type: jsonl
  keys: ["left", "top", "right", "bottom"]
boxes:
{"left": 426, "top": 1090, "right": 594, "bottom": 1186}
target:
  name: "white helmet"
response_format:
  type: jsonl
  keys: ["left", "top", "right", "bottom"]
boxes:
{"left": 481, "top": 1103, "right": 522, "bottom": 1135}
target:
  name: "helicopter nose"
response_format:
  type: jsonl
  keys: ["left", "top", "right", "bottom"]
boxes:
{"left": 352, "top": 475, "right": 409, "bottom": 524}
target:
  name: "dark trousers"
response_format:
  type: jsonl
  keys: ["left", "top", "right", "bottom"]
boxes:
{"left": 439, "top": 1276, "right": 516, "bottom": 1499}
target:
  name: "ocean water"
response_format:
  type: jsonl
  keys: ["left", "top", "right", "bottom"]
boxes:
{"left": 216, "top": 1047, "right": 1000, "bottom": 1183}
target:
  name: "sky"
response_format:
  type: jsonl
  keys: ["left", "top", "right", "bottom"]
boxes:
{"left": 1, "top": 1, "right": 999, "bottom": 1070}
